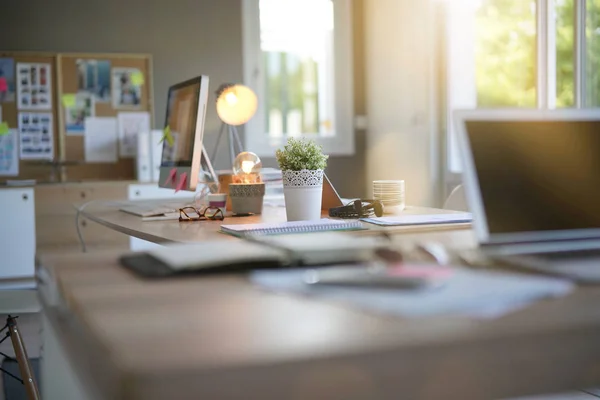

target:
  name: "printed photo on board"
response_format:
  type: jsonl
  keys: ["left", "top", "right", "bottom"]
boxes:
{"left": 0, "top": 58, "right": 16, "bottom": 103}
{"left": 16, "top": 62, "right": 52, "bottom": 110}
{"left": 65, "top": 93, "right": 95, "bottom": 135}
{"left": 76, "top": 59, "right": 111, "bottom": 102}
{"left": 112, "top": 68, "right": 142, "bottom": 108}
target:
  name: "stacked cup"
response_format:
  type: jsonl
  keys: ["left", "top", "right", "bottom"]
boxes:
{"left": 373, "top": 180, "right": 405, "bottom": 214}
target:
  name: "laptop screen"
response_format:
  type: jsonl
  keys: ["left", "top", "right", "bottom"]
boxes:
{"left": 466, "top": 119, "right": 600, "bottom": 235}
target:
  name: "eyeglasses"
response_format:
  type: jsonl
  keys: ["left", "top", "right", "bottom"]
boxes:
{"left": 178, "top": 206, "right": 225, "bottom": 222}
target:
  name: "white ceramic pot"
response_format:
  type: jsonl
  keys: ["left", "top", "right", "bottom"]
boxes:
{"left": 282, "top": 169, "right": 324, "bottom": 221}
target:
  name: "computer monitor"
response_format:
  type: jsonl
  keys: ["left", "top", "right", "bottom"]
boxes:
{"left": 455, "top": 109, "right": 600, "bottom": 245}
{"left": 159, "top": 75, "right": 210, "bottom": 191}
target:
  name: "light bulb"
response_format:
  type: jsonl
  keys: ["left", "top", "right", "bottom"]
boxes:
{"left": 233, "top": 152, "right": 262, "bottom": 184}
{"left": 216, "top": 84, "right": 258, "bottom": 126}
{"left": 225, "top": 91, "right": 238, "bottom": 105}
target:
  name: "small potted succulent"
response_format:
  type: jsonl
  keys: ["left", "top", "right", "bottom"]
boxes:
{"left": 276, "top": 138, "right": 329, "bottom": 221}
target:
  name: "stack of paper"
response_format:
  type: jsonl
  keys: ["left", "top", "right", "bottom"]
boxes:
{"left": 250, "top": 266, "right": 573, "bottom": 319}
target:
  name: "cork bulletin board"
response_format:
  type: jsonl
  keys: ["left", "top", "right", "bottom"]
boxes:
{"left": 0, "top": 51, "right": 153, "bottom": 183}
{"left": 0, "top": 52, "right": 60, "bottom": 182}
{"left": 57, "top": 53, "right": 154, "bottom": 181}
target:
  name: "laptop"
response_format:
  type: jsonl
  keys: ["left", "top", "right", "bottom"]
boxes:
{"left": 454, "top": 109, "right": 600, "bottom": 282}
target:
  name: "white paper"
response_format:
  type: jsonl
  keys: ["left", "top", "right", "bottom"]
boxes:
{"left": 136, "top": 130, "right": 151, "bottom": 182}
{"left": 151, "top": 129, "right": 164, "bottom": 182}
{"left": 251, "top": 267, "right": 574, "bottom": 319}
{"left": 362, "top": 213, "right": 473, "bottom": 227}
{"left": 18, "top": 112, "right": 54, "bottom": 160}
{"left": 117, "top": 111, "right": 150, "bottom": 158}
{"left": 84, "top": 117, "right": 118, "bottom": 163}
{"left": 0, "top": 128, "right": 18, "bottom": 176}
{"left": 112, "top": 67, "right": 142, "bottom": 109}
{"left": 16, "top": 63, "right": 52, "bottom": 110}
{"left": 65, "top": 92, "right": 95, "bottom": 136}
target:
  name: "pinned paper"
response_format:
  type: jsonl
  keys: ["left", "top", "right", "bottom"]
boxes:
{"left": 175, "top": 172, "right": 188, "bottom": 193}
{"left": 0, "top": 122, "right": 9, "bottom": 135}
{"left": 160, "top": 125, "right": 174, "bottom": 147}
{"left": 0, "top": 78, "right": 7, "bottom": 93}
{"left": 164, "top": 167, "right": 177, "bottom": 186}
{"left": 62, "top": 94, "right": 76, "bottom": 108}
{"left": 131, "top": 71, "right": 144, "bottom": 87}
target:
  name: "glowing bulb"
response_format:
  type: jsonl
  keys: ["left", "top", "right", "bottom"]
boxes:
{"left": 225, "top": 91, "right": 238, "bottom": 105}
{"left": 241, "top": 160, "right": 255, "bottom": 174}
{"left": 233, "top": 152, "right": 262, "bottom": 184}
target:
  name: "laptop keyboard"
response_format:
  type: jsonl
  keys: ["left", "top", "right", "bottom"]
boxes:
{"left": 533, "top": 248, "right": 600, "bottom": 261}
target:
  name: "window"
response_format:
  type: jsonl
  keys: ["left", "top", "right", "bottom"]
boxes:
{"left": 242, "top": 0, "right": 354, "bottom": 156}
{"left": 444, "top": 0, "right": 600, "bottom": 179}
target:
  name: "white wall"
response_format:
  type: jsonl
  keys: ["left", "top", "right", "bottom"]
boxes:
{"left": 364, "top": 0, "right": 441, "bottom": 207}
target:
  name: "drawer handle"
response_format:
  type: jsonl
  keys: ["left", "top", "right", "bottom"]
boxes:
{"left": 135, "top": 190, "right": 141, "bottom": 196}
{"left": 22, "top": 194, "right": 28, "bottom": 201}
{"left": 81, "top": 192, "right": 86, "bottom": 199}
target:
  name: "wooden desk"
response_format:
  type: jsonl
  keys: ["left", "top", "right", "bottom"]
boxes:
{"left": 81, "top": 204, "right": 472, "bottom": 244}
{"left": 37, "top": 228, "right": 600, "bottom": 400}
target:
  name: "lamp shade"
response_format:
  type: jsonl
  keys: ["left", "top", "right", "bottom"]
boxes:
{"left": 215, "top": 84, "right": 257, "bottom": 126}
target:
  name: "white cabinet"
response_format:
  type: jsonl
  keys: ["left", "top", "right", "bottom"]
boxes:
{"left": 0, "top": 188, "right": 35, "bottom": 286}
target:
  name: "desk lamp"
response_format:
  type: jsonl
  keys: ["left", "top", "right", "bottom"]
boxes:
{"left": 229, "top": 151, "right": 265, "bottom": 215}
{"left": 211, "top": 83, "right": 258, "bottom": 167}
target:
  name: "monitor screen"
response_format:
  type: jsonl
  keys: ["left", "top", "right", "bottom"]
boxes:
{"left": 161, "top": 79, "right": 202, "bottom": 166}
{"left": 466, "top": 119, "right": 600, "bottom": 235}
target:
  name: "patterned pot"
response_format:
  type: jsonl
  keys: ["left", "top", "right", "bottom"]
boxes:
{"left": 228, "top": 183, "right": 265, "bottom": 215}
{"left": 281, "top": 169, "right": 324, "bottom": 221}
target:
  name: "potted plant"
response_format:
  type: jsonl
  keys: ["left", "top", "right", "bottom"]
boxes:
{"left": 276, "top": 138, "right": 329, "bottom": 221}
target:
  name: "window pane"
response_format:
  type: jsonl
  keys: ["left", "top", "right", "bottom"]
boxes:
{"left": 475, "top": 0, "right": 537, "bottom": 107}
{"left": 556, "top": 0, "right": 575, "bottom": 107}
{"left": 587, "top": 0, "right": 600, "bottom": 106}
{"left": 259, "top": 0, "right": 334, "bottom": 137}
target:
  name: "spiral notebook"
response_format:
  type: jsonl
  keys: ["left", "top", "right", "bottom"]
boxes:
{"left": 220, "top": 219, "right": 366, "bottom": 237}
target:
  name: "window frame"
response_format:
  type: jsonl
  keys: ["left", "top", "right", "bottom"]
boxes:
{"left": 442, "top": 0, "right": 593, "bottom": 195}
{"left": 241, "top": 0, "right": 355, "bottom": 157}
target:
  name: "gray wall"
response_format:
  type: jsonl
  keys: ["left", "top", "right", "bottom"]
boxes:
{"left": 0, "top": 0, "right": 365, "bottom": 197}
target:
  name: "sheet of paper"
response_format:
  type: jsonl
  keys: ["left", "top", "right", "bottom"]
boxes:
{"left": 362, "top": 213, "right": 472, "bottom": 227}
{"left": 84, "top": 117, "right": 118, "bottom": 163}
{"left": 0, "top": 58, "right": 15, "bottom": 103}
{"left": 0, "top": 128, "right": 18, "bottom": 176}
{"left": 18, "top": 112, "right": 53, "bottom": 160}
{"left": 117, "top": 111, "right": 150, "bottom": 158}
{"left": 112, "top": 67, "right": 143, "bottom": 109}
{"left": 65, "top": 92, "right": 95, "bottom": 136}
{"left": 251, "top": 267, "right": 574, "bottom": 319}
{"left": 16, "top": 62, "right": 52, "bottom": 110}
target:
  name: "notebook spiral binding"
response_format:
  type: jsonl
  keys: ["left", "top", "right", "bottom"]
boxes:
{"left": 244, "top": 220, "right": 364, "bottom": 236}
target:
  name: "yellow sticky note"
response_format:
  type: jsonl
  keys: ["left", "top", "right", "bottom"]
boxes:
{"left": 0, "top": 122, "right": 9, "bottom": 135}
{"left": 62, "top": 94, "right": 76, "bottom": 108}
{"left": 160, "top": 126, "right": 174, "bottom": 147}
{"left": 131, "top": 72, "right": 144, "bottom": 87}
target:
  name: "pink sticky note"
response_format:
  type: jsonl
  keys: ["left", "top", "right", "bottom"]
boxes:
{"left": 0, "top": 78, "right": 7, "bottom": 93}
{"left": 175, "top": 172, "right": 187, "bottom": 193}
{"left": 164, "top": 168, "right": 177, "bottom": 187}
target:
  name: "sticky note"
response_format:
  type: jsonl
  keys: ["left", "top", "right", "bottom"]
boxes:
{"left": 160, "top": 125, "right": 174, "bottom": 147}
{"left": 62, "top": 94, "right": 76, "bottom": 108}
{"left": 175, "top": 172, "right": 187, "bottom": 193}
{"left": 0, "top": 77, "right": 7, "bottom": 93}
{"left": 0, "top": 122, "right": 9, "bottom": 135}
{"left": 164, "top": 167, "right": 177, "bottom": 186}
{"left": 131, "top": 72, "right": 144, "bottom": 87}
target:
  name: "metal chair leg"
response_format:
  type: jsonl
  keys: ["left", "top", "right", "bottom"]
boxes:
{"left": 6, "top": 315, "right": 40, "bottom": 400}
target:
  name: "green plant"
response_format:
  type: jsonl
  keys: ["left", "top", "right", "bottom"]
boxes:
{"left": 275, "top": 137, "right": 328, "bottom": 171}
